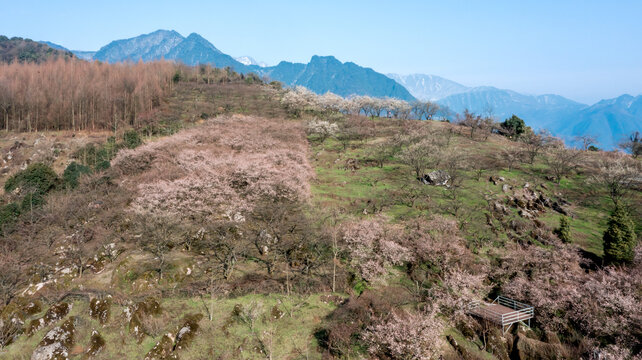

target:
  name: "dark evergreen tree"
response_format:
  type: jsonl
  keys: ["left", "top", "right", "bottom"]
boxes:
{"left": 603, "top": 206, "right": 637, "bottom": 265}
{"left": 500, "top": 115, "right": 526, "bottom": 137}
{"left": 554, "top": 216, "right": 572, "bottom": 243}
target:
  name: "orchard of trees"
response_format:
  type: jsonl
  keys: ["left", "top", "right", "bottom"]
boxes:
{"left": 0, "top": 59, "right": 182, "bottom": 132}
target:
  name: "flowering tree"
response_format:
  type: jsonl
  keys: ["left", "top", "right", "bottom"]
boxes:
{"left": 342, "top": 218, "right": 412, "bottom": 282}
{"left": 306, "top": 119, "right": 339, "bottom": 142}
{"left": 363, "top": 308, "right": 444, "bottom": 360}
{"left": 113, "top": 115, "right": 313, "bottom": 221}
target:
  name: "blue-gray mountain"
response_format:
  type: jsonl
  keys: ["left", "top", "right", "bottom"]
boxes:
{"left": 393, "top": 74, "right": 640, "bottom": 149}
{"left": 552, "top": 95, "right": 642, "bottom": 149}
{"left": 263, "top": 56, "right": 415, "bottom": 100}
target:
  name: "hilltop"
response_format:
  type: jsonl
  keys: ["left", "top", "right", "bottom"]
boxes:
{"left": 0, "top": 36, "right": 73, "bottom": 63}
{"left": 0, "top": 61, "right": 640, "bottom": 360}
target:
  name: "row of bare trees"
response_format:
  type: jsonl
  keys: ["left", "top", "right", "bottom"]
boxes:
{"left": 0, "top": 58, "right": 177, "bottom": 132}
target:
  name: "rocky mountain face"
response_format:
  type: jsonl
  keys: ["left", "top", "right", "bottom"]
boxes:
{"left": 387, "top": 73, "right": 469, "bottom": 100}
{"left": 92, "top": 29, "right": 185, "bottom": 63}
{"left": 260, "top": 55, "right": 415, "bottom": 100}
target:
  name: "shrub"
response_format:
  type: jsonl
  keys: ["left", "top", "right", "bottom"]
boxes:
{"left": 123, "top": 130, "right": 142, "bottom": 149}
{"left": 603, "top": 206, "right": 637, "bottom": 265}
{"left": 63, "top": 162, "right": 91, "bottom": 189}
{"left": 501, "top": 114, "right": 526, "bottom": 137}
{"left": 554, "top": 216, "right": 572, "bottom": 243}
{"left": 0, "top": 203, "right": 20, "bottom": 232}
{"left": 4, "top": 163, "right": 58, "bottom": 195}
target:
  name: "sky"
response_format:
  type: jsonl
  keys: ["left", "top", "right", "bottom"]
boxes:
{"left": 1, "top": 0, "right": 641, "bottom": 104}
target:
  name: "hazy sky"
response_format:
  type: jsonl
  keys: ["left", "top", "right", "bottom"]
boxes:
{"left": 2, "top": 0, "right": 641, "bottom": 104}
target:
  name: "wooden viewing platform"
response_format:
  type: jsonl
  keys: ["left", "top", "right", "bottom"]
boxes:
{"left": 467, "top": 296, "right": 534, "bottom": 334}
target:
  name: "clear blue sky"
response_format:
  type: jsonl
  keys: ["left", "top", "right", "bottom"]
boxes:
{"left": 2, "top": 0, "right": 641, "bottom": 104}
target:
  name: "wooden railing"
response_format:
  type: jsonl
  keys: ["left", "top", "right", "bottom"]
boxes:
{"left": 467, "top": 296, "right": 534, "bottom": 333}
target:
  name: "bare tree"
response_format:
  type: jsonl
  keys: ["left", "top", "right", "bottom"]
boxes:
{"left": 619, "top": 131, "right": 642, "bottom": 158}
{"left": 546, "top": 147, "right": 584, "bottom": 184}
{"left": 590, "top": 155, "right": 641, "bottom": 206}
{"left": 138, "top": 215, "right": 180, "bottom": 282}
{"left": 0, "top": 249, "right": 20, "bottom": 307}
{"left": 521, "top": 129, "right": 555, "bottom": 164}
{"left": 501, "top": 147, "right": 524, "bottom": 171}
{"left": 574, "top": 135, "right": 598, "bottom": 151}
{"left": 399, "top": 140, "right": 436, "bottom": 178}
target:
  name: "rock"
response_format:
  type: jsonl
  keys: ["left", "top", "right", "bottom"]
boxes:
{"left": 446, "top": 335, "right": 476, "bottom": 360}
{"left": 270, "top": 305, "right": 284, "bottom": 320}
{"left": 84, "top": 330, "right": 105, "bottom": 358}
{"left": 144, "top": 333, "right": 178, "bottom": 360}
{"left": 343, "top": 158, "right": 359, "bottom": 171}
{"left": 515, "top": 333, "right": 567, "bottom": 360}
{"left": 519, "top": 209, "right": 536, "bottom": 219}
{"left": 486, "top": 328, "right": 510, "bottom": 360}
{"left": 551, "top": 202, "right": 568, "bottom": 215}
{"left": 129, "top": 314, "right": 146, "bottom": 344}
{"left": 27, "top": 302, "right": 72, "bottom": 336}
{"left": 498, "top": 177, "right": 505, "bottom": 182}
{"left": 493, "top": 202, "right": 509, "bottom": 215}
{"left": 31, "top": 317, "right": 75, "bottom": 360}
{"left": 421, "top": 170, "right": 450, "bottom": 186}
{"left": 88, "top": 200, "right": 103, "bottom": 209}
{"left": 502, "top": 184, "right": 512, "bottom": 193}
{"left": 89, "top": 297, "right": 111, "bottom": 325}
{"left": 173, "top": 313, "right": 203, "bottom": 351}
{"left": 319, "top": 294, "right": 345, "bottom": 305}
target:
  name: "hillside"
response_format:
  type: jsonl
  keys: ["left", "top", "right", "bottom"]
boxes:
{"left": 0, "top": 36, "right": 73, "bottom": 63}
{"left": 0, "top": 62, "right": 640, "bottom": 360}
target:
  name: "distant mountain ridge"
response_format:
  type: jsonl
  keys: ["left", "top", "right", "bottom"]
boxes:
{"left": 84, "top": 30, "right": 415, "bottom": 100}
{"left": 261, "top": 56, "right": 415, "bottom": 100}
{"left": 551, "top": 94, "right": 642, "bottom": 149}
{"left": 28, "top": 30, "right": 640, "bottom": 149}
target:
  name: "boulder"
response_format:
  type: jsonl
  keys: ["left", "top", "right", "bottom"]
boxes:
{"left": 31, "top": 317, "right": 75, "bottom": 360}
{"left": 89, "top": 297, "right": 111, "bottom": 325}
{"left": 421, "top": 170, "right": 450, "bottom": 186}
{"left": 144, "top": 333, "right": 178, "bottom": 360}
{"left": 84, "top": 330, "right": 105, "bottom": 358}
{"left": 173, "top": 313, "right": 203, "bottom": 351}
{"left": 27, "top": 302, "right": 72, "bottom": 336}
{"left": 551, "top": 202, "right": 568, "bottom": 215}
{"left": 514, "top": 333, "right": 567, "bottom": 360}
{"left": 502, "top": 184, "right": 512, "bottom": 193}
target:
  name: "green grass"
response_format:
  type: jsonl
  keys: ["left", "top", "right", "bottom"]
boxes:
{"left": 1, "top": 294, "right": 337, "bottom": 360}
